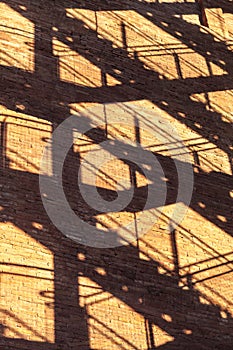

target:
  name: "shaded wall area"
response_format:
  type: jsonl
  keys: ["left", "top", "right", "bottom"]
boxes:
{"left": 0, "top": 1, "right": 233, "bottom": 349}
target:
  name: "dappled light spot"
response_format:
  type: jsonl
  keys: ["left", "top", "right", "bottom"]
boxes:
{"left": 95, "top": 267, "right": 106, "bottom": 276}
{"left": 198, "top": 202, "right": 206, "bottom": 209}
{"left": 217, "top": 215, "right": 227, "bottom": 223}
{"left": 194, "top": 122, "right": 202, "bottom": 129}
{"left": 143, "top": 164, "right": 152, "bottom": 171}
{"left": 32, "top": 222, "right": 43, "bottom": 230}
{"left": 138, "top": 297, "right": 143, "bottom": 304}
{"left": 78, "top": 253, "right": 86, "bottom": 261}
{"left": 190, "top": 41, "right": 197, "bottom": 47}
{"left": 175, "top": 31, "right": 182, "bottom": 37}
{"left": 66, "top": 36, "right": 73, "bottom": 42}
{"left": 15, "top": 103, "right": 25, "bottom": 111}
{"left": 122, "top": 285, "right": 129, "bottom": 292}
{"left": 161, "top": 176, "right": 169, "bottom": 182}
{"left": 178, "top": 112, "right": 186, "bottom": 118}
{"left": 19, "top": 5, "right": 27, "bottom": 11}
{"left": 162, "top": 314, "right": 172, "bottom": 323}
{"left": 113, "top": 68, "right": 122, "bottom": 75}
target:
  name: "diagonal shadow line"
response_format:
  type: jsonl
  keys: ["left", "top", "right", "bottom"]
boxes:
{"left": 6, "top": 0, "right": 233, "bottom": 73}
{"left": 3, "top": 1, "right": 233, "bottom": 163}
{"left": 1, "top": 1, "right": 233, "bottom": 225}
{"left": 0, "top": 2, "right": 232, "bottom": 348}
{"left": 44, "top": 0, "right": 233, "bottom": 16}
{"left": 1, "top": 62, "right": 232, "bottom": 174}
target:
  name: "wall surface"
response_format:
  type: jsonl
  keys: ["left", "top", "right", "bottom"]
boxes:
{"left": 0, "top": 1, "right": 233, "bottom": 349}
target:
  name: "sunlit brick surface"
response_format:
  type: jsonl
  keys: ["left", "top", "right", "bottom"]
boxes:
{"left": 0, "top": 1, "right": 233, "bottom": 349}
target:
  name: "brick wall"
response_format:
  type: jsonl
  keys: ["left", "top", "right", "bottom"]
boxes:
{"left": 0, "top": 1, "right": 233, "bottom": 349}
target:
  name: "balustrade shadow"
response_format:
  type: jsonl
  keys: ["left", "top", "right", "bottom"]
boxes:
{"left": 0, "top": 113, "right": 233, "bottom": 349}
{"left": 0, "top": 0, "right": 233, "bottom": 349}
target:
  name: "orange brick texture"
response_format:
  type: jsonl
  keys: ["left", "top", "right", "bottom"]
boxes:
{"left": 0, "top": 1, "right": 233, "bottom": 349}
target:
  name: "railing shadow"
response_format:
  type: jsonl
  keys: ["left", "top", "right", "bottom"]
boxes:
{"left": 0, "top": 1, "right": 232, "bottom": 349}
